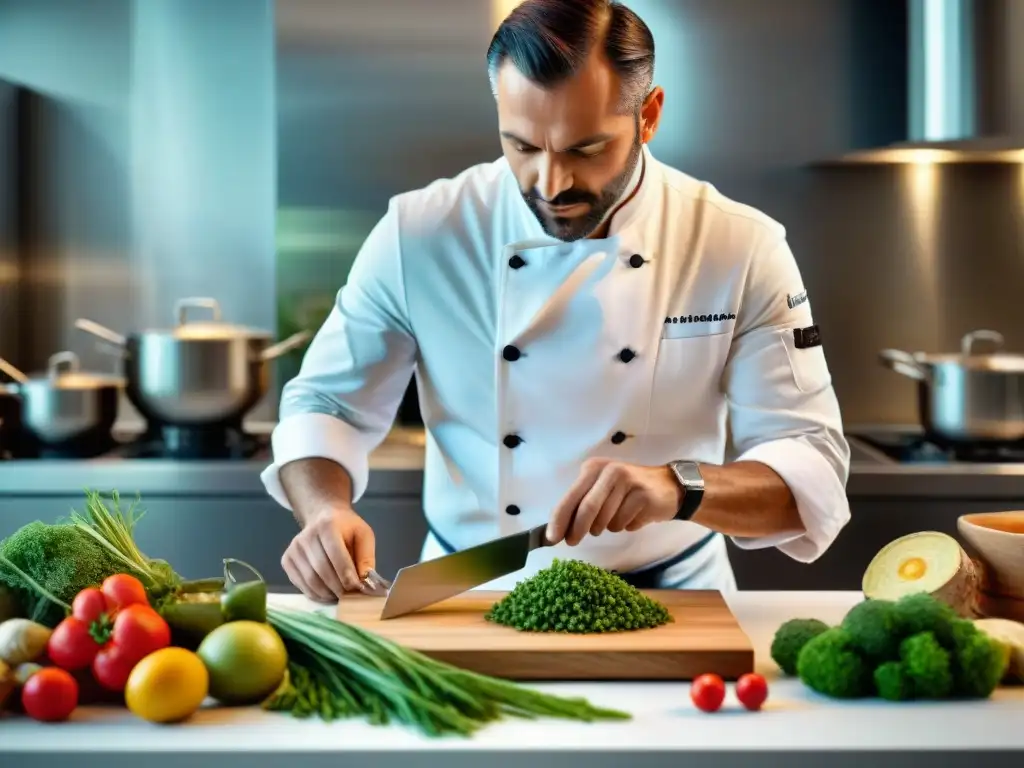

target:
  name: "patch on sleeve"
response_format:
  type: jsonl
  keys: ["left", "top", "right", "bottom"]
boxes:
{"left": 793, "top": 324, "right": 822, "bottom": 349}
{"left": 786, "top": 290, "right": 808, "bottom": 309}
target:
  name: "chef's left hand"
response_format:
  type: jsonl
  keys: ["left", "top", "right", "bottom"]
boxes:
{"left": 546, "top": 458, "right": 683, "bottom": 547}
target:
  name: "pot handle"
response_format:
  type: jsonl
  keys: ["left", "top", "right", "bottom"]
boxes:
{"left": 962, "top": 330, "right": 1004, "bottom": 356}
{"left": 47, "top": 351, "right": 80, "bottom": 379}
{"left": 0, "top": 356, "right": 28, "bottom": 385}
{"left": 176, "top": 297, "right": 222, "bottom": 326}
{"left": 258, "top": 330, "right": 313, "bottom": 362}
{"left": 75, "top": 318, "right": 128, "bottom": 357}
{"left": 878, "top": 349, "right": 930, "bottom": 381}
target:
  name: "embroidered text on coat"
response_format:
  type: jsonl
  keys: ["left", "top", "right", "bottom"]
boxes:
{"left": 787, "top": 290, "right": 808, "bottom": 309}
{"left": 664, "top": 313, "right": 737, "bottom": 324}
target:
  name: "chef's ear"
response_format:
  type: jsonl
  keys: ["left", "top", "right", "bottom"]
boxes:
{"left": 639, "top": 86, "right": 664, "bottom": 144}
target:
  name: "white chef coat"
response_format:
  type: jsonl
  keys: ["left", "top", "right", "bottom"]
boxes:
{"left": 261, "top": 144, "right": 852, "bottom": 592}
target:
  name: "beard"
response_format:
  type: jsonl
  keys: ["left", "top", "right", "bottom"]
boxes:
{"left": 521, "top": 129, "right": 643, "bottom": 242}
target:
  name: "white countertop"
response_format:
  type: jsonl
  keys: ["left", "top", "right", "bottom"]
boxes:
{"left": 6, "top": 590, "right": 1024, "bottom": 765}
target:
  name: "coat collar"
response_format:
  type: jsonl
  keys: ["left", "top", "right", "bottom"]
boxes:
{"left": 505, "top": 144, "right": 662, "bottom": 248}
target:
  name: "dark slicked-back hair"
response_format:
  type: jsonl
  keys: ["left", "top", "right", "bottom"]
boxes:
{"left": 486, "top": 0, "right": 655, "bottom": 113}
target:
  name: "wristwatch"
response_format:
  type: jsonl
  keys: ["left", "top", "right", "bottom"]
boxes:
{"left": 667, "top": 460, "right": 705, "bottom": 521}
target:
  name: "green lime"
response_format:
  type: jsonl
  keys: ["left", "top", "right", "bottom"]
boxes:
{"left": 196, "top": 620, "right": 288, "bottom": 705}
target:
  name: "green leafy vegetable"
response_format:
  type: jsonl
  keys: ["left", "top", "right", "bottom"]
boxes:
{"left": 796, "top": 627, "right": 873, "bottom": 698}
{"left": 0, "top": 522, "right": 122, "bottom": 627}
{"left": 69, "top": 490, "right": 181, "bottom": 601}
{"left": 891, "top": 591, "right": 959, "bottom": 643}
{"left": 900, "top": 631, "right": 953, "bottom": 698}
{"left": 484, "top": 559, "right": 672, "bottom": 633}
{"left": 842, "top": 599, "right": 901, "bottom": 660}
{"left": 949, "top": 619, "right": 1010, "bottom": 698}
{"left": 770, "top": 618, "right": 829, "bottom": 675}
{"left": 265, "top": 607, "right": 630, "bottom": 737}
{"left": 873, "top": 661, "right": 913, "bottom": 701}
{"left": 778, "top": 591, "right": 1010, "bottom": 702}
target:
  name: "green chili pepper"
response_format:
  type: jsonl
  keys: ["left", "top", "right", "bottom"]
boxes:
{"left": 221, "top": 559, "right": 268, "bottom": 623}
{"left": 159, "top": 558, "right": 268, "bottom": 646}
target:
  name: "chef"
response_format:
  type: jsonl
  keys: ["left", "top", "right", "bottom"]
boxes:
{"left": 261, "top": 0, "right": 852, "bottom": 602}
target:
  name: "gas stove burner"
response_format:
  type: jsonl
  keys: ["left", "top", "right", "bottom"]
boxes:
{"left": 118, "top": 423, "right": 269, "bottom": 460}
{"left": 949, "top": 442, "right": 1024, "bottom": 463}
{"left": 34, "top": 444, "right": 117, "bottom": 460}
{"left": 13, "top": 435, "right": 119, "bottom": 460}
{"left": 852, "top": 430, "right": 1024, "bottom": 464}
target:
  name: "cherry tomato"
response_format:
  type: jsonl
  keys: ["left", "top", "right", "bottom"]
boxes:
{"left": 47, "top": 617, "right": 101, "bottom": 670}
{"left": 93, "top": 642, "right": 139, "bottom": 692}
{"left": 690, "top": 673, "right": 726, "bottom": 713}
{"left": 101, "top": 573, "right": 149, "bottom": 610}
{"left": 735, "top": 673, "right": 769, "bottom": 711}
{"left": 72, "top": 587, "right": 109, "bottom": 623}
{"left": 21, "top": 667, "right": 79, "bottom": 722}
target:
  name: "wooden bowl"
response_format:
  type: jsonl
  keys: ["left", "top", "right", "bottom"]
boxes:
{"left": 958, "top": 511, "right": 1024, "bottom": 600}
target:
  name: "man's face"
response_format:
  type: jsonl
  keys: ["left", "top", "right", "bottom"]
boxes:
{"left": 496, "top": 54, "right": 656, "bottom": 241}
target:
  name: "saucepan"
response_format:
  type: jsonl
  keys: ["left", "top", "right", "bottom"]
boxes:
{"left": 75, "top": 297, "right": 312, "bottom": 426}
{"left": 879, "top": 330, "right": 1024, "bottom": 444}
{"left": 0, "top": 351, "right": 124, "bottom": 449}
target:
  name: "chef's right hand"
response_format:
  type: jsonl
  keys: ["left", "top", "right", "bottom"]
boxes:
{"left": 281, "top": 507, "right": 376, "bottom": 602}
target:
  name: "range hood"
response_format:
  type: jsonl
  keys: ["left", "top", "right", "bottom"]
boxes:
{"left": 819, "top": 0, "right": 1024, "bottom": 164}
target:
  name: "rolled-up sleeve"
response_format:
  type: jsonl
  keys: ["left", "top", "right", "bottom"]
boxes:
{"left": 722, "top": 236, "right": 851, "bottom": 562}
{"left": 261, "top": 200, "right": 417, "bottom": 509}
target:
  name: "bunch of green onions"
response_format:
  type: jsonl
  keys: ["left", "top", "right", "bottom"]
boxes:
{"left": 265, "top": 608, "right": 631, "bottom": 737}
{"left": 70, "top": 489, "right": 182, "bottom": 599}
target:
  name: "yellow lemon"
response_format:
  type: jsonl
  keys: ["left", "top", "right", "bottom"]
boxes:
{"left": 126, "top": 647, "right": 209, "bottom": 723}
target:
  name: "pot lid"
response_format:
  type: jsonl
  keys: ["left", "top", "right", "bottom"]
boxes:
{"left": 145, "top": 298, "right": 273, "bottom": 341}
{"left": 915, "top": 330, "right": 1024, "bottom": 372}
{"left": 916, "top": 352, "right": 1024, "bottom": 372}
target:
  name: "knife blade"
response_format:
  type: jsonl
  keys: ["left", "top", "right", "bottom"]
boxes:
{"left": 378, "top": 524, "right": 552, "bottom": 620}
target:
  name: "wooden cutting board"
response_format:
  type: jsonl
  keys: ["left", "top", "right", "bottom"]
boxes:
{"left": 335, "top": 589, "right": 754, "bottom": 681}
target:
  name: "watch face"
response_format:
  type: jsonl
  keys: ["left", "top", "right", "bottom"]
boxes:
{"left": 673, "top": 461, "right": 703, "bottom": 487}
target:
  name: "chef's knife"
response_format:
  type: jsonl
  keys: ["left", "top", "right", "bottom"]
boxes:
{"left": 374, "top": 524, "right": 553, "bottom": 620}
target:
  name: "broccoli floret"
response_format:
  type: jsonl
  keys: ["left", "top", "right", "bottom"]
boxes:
{"left": 892, "top": 592, "right": 959, "bottom": 644}
{"left": 0, "top": 521, "right": 123, "bottom": 627}
{"left": 842, "top": 599, "right": 901, "bottom": 660}
{"left": 948, "top": 620, "right": 1009, "bottom": 698}
{"left": 900, "top": 631, "right": 953, "bottom": 698}
{"left": 796, "top": 627, "right": 873, "bottom": 698}
{"left": 771, "top": 618, "right": 830, "bottom": 676}
{"left": 874, "top": 661, "right": 914, "bottom": 701}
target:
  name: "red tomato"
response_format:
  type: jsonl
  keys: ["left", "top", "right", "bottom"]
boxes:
{"left": 735, "top": 673, "right": 769, "bottom": 711}
{"left": 113, "top": 603, "right": 171, "bottom": 660}
{"left": 101, "top": 573, "right": 149, "bottom": 610}
{"left": 47, "top": 617, "right": 101, "bottom": 670}
{"left": 92, "top": 642, "right": 139, "bottom": 692}
{"left": 90, "top": 605, "right": 171, "bottom": 691}
{"left": 71, "top": 587, "right": 109, "bottom": 623}
{"left": 690, "top": 673, "right": 726, "bottom": 713}
{"left": 21, "top": 667, "right": 79, "bottom": 722}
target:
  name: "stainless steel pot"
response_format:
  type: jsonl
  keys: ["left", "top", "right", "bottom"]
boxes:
{"left": 879, "top": 330, "right": 1024, "bottom": 444}
{"left": 0, "top": 351, "right": 124, "bottom": 447}
{"left": 75, "top": 297, "right": 311, "bottom": 426}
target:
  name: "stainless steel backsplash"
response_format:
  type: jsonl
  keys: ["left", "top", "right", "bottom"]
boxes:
{"left": 2, "top": 0, "right": 1023, "bottom": 426}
